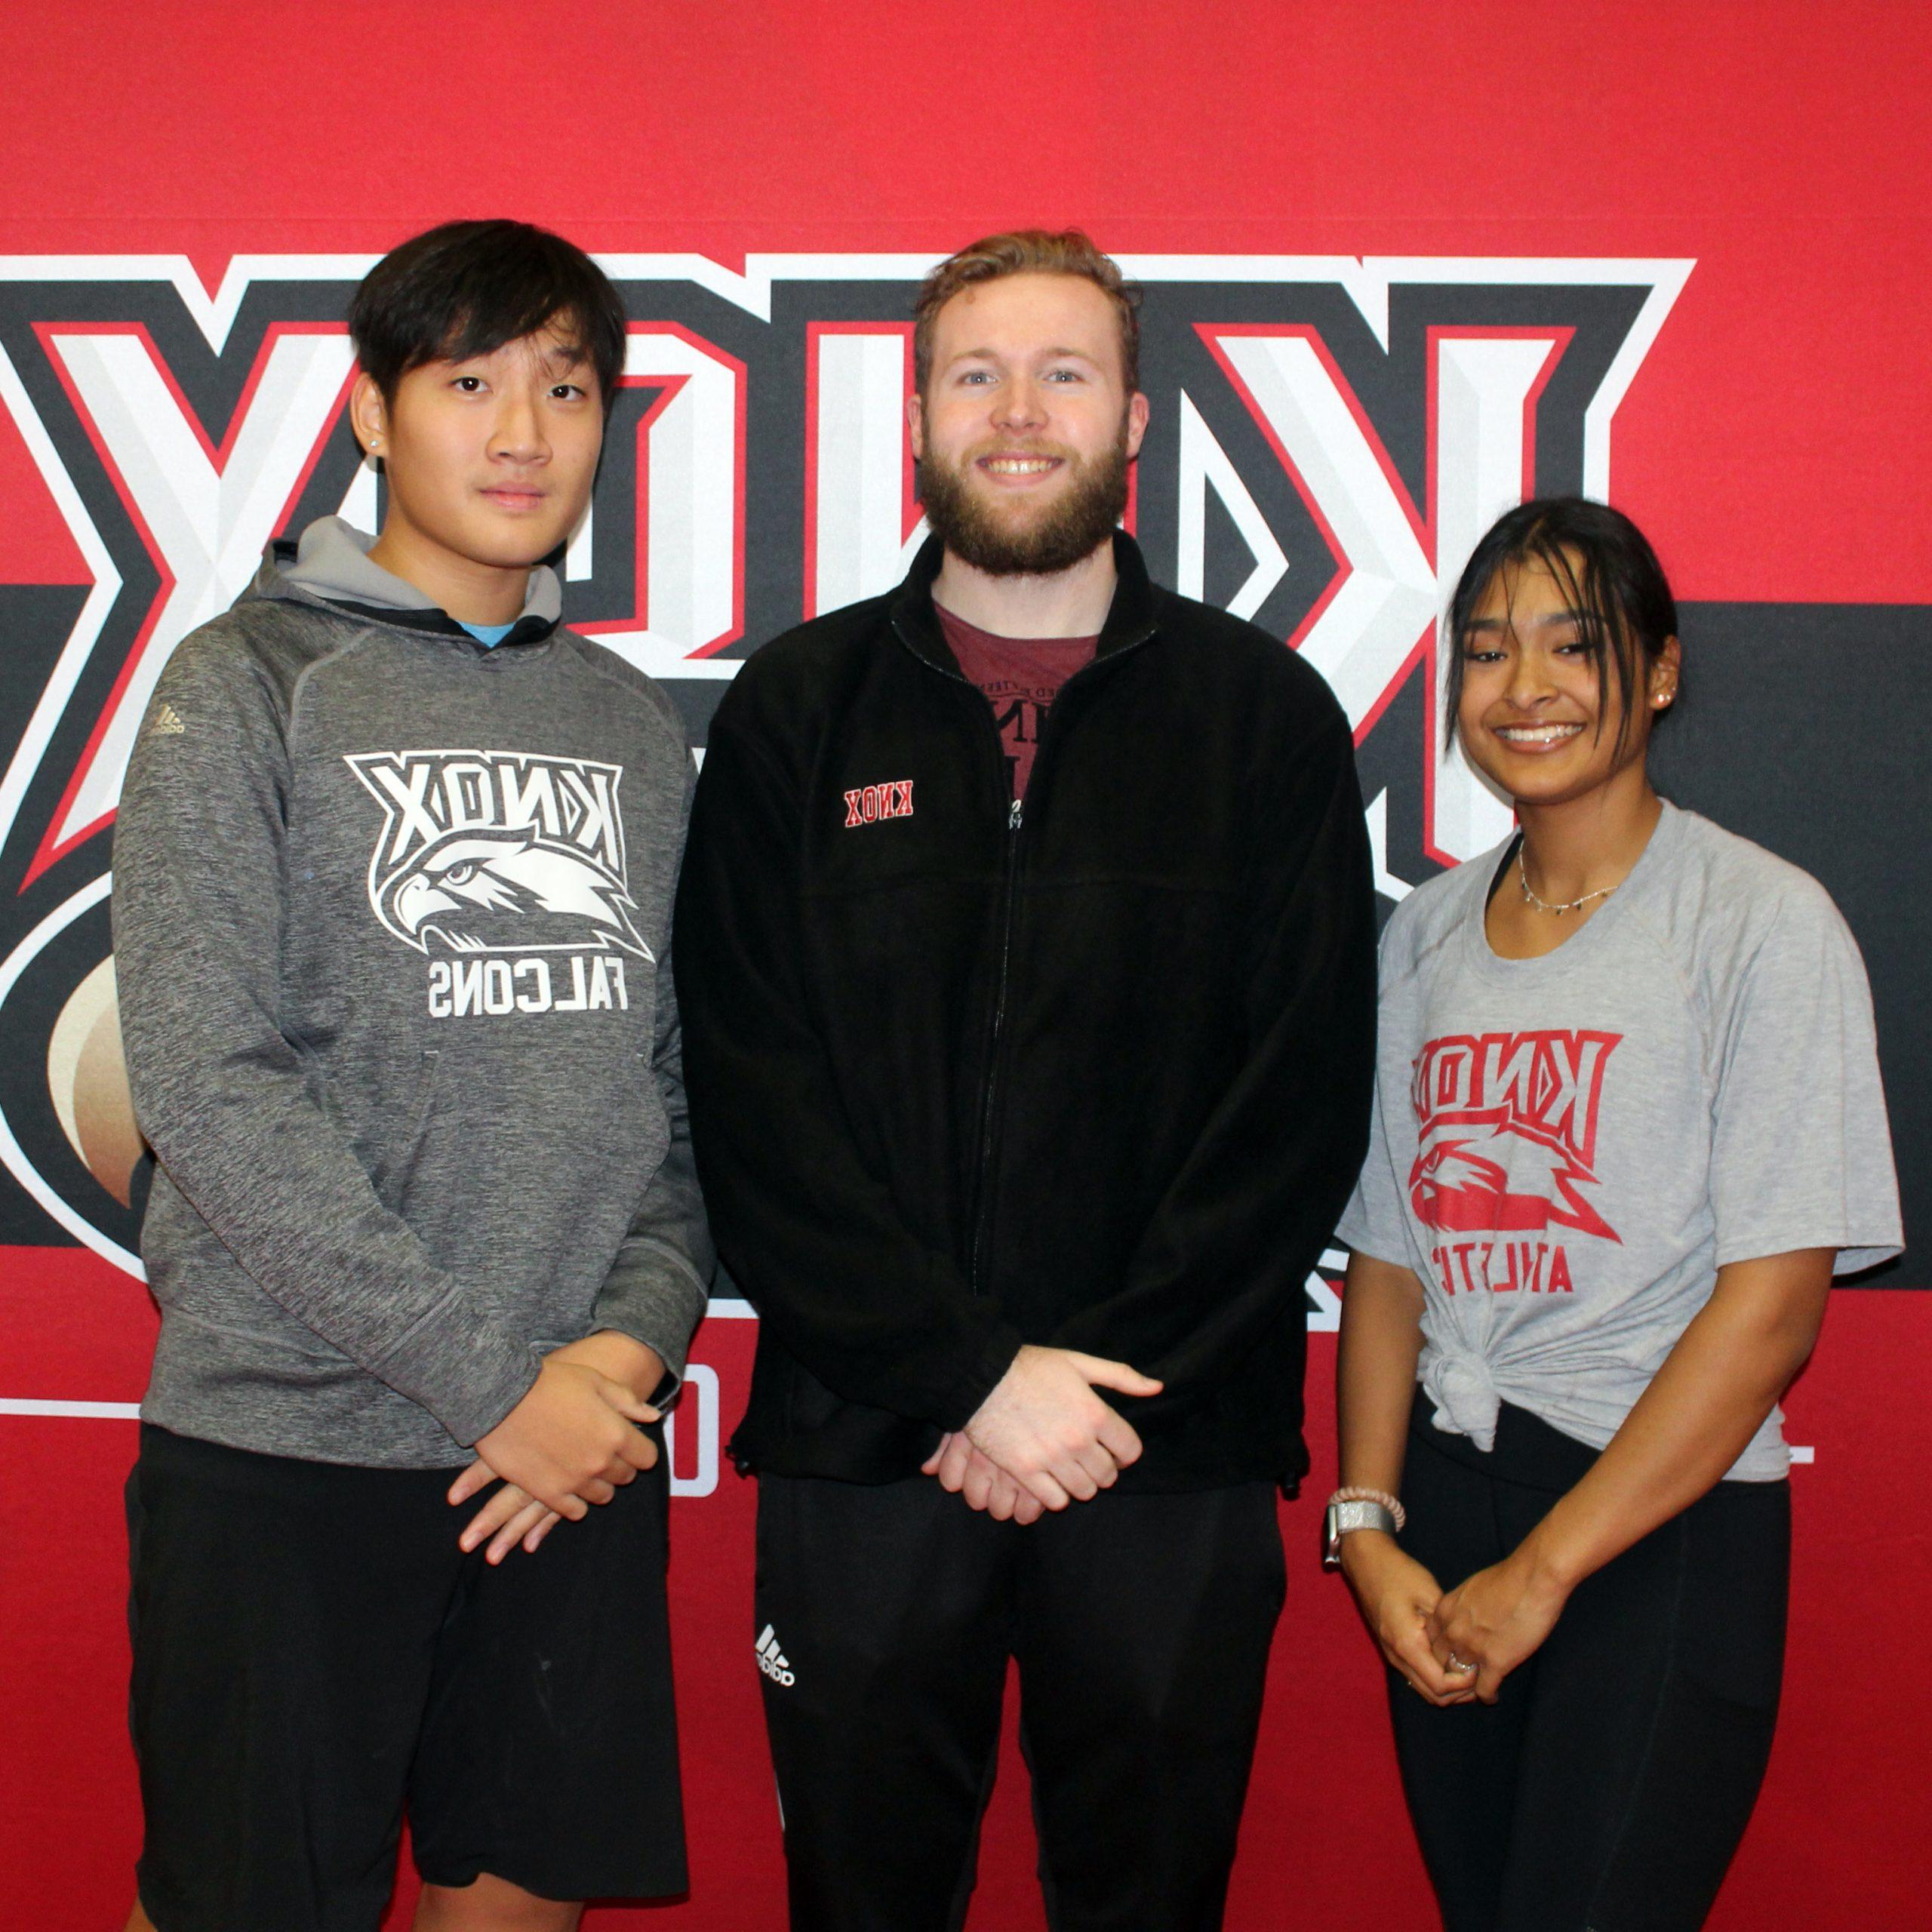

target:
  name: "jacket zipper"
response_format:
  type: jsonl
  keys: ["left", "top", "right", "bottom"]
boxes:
{"left": 891, "top": 613, "right": 1157, "bottom": 1296}
{"left": 970, "top": 792, "right": 1025, "bottom": 1289}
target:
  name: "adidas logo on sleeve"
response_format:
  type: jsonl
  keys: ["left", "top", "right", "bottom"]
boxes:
{"left": 755, "top": 1624, "right": 795, "bottom": 1687}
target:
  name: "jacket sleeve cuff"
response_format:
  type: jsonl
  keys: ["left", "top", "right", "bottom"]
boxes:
{"left": 371, "top": 1294, "right": 542, "bottom": 1447}
{"left": 934, "top": 1320, "right": 1026, "bottom": 1432}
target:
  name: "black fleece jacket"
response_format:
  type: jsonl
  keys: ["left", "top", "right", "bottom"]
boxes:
{"left": 675, "top": 534, "right": 1377, "bottom": 1492}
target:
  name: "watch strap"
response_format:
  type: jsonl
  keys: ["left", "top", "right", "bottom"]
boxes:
{"left": 1322, "top": 1497, "right": 1399, "bottom": 1570}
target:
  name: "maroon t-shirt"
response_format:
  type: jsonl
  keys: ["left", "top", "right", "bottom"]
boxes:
{"left": 936, "top": 607, "right": 1098, "bottom": 801}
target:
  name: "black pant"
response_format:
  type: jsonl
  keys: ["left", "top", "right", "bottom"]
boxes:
{"left": 1392, "top": 1400, "right": 1790, "bottom": 1932}
{"left": 754, "top": 1473, "right": 1286, "bottom": 1932}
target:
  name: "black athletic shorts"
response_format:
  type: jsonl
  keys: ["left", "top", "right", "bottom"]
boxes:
{"left": 126, "top": 1423, "right": 686, "bottom": 1932}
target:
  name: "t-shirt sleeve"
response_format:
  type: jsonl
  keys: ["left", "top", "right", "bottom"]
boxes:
{"left": 1708, "top": 884, "right": 1903, "bottom": 1275}
{"left": 1335, "top": 1074, "right": 1414, "bottom": 1266}
{"left": 1335, "top": 918, "right": 1420, "bottom": 1269}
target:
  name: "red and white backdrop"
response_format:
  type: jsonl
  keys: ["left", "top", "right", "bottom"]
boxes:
{"left": 2, "top": 4, "right": 1926, "bottom": 1925}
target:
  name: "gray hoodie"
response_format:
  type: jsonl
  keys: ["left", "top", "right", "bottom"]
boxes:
{"left": 112, "top": 518, "right": 713, "bottom": 1467}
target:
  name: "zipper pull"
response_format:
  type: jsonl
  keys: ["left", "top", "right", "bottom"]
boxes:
{"left": 1008, "top": 798, "right": 1023, "bottom": 832}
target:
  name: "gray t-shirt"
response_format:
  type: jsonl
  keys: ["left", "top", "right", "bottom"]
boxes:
{"left": 1337, "top": 801, "right": 1901, "bottom": 1480}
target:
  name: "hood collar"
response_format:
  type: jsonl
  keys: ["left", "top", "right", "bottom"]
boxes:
{"left": 250, "top": 516, "right": 563, "bottom": 648}
{"left": 890, "top": 531, "right": 1159, "bottom": 669}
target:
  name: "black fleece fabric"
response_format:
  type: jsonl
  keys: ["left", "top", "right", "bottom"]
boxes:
{"left": 675, "top": 534, "right": 1378, "bottom": 1491}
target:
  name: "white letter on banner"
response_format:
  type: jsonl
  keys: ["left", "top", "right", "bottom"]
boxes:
{"left": 1206, "top": 326, "right": 1567, "bottom": 866}
{"left": 1430, "top": 334, "right": 1566, "bottom": 862}
{"left": 586, "top": 328, "right": 745, "bottom": 680}
{"left": 1175, "top": 390, "right": 1288, "bottom": 622}
{"left": 808, "top": 325, "right": 928, "bottom": 617}
{"left": 1207, "top": 330, "right": 1438, "bottom": 734}
{"left": 46, "top": 327, "right": 355, "bottom": 847}
{"left": 665, "top": 1362, "right": 719, "bottom": 1498}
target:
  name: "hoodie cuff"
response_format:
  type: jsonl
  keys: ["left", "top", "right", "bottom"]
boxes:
{"left": 372, "top": 1294, "right": 541, "bottom": 1447}
{"left": 592, "top": 1244, "right": 711, "bottom": 1399}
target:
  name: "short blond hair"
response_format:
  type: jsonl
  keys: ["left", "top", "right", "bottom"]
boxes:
{"left": 912, "top": 229, "right": 1140, "bottom": 396}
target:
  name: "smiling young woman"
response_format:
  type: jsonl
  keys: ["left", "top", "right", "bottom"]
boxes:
{"left": 1448, "top": 503, "right": 1680, "bottom": 960}
{"left": 1330, "top": 497, "right": 1902, "bottom": 1930}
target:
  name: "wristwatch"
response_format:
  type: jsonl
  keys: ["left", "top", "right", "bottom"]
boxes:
{"left": 1322, "top": 1497, "right": 1398, "bottom": 1570}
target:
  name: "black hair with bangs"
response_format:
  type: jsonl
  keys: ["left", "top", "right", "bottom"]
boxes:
{"left": 349, "top": 219, "right": 627, "bottom": 411}
{"left": 1443, "top": 496, "right": 1679, "bottom": 757}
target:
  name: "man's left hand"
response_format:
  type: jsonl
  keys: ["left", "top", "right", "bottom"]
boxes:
{"left": 922, "top": 1431, "right": 1045, "bottom": 1523}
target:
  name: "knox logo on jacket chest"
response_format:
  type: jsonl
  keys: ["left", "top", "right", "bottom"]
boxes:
{"left": 841, "top": 780, "right": 915, "bottom": 828}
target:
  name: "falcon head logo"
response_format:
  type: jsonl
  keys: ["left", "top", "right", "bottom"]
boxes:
{"left": 380, "top": 824, "right": 653, "bottom": 959}
{"left": 1410, "top": 1120, "right": 1617, "bottom": 1243}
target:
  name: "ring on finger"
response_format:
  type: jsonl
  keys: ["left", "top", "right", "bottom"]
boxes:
{"left": 1445, "top": 1651, "right": 1474, "bottom": 1673}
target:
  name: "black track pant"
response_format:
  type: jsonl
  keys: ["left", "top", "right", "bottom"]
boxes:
{"left": 1392, "top": 1400, "right": 1791, "bottom": 1932}
{"left": 754, "top": 1472, "right": 1286, "bottom": 1932}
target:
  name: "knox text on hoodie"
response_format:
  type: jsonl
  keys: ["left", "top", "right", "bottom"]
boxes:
{"left": 346, "top": 747, "right": 653, "bottom": 1020}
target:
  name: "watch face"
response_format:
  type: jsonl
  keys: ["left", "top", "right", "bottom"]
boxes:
{"left": 1321, "top": 1503, "right": 1342, "bottom": 1569}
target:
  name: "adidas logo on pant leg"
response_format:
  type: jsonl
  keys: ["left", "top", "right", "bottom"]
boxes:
{"left": 755, "top": 1623, "right": 796, "bottom": 1687}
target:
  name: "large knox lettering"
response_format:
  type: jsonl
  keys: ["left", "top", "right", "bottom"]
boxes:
{"left": 0, "top": 255, "right": 1685, "bottom": 1267}
{"left": 0, "top": 254, "right": 1687, "bottom": 894}
{"left": 351, "top": 751, "right": 625, "bottom": 879}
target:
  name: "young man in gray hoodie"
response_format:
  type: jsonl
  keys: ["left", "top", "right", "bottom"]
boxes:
{"left": 112, "top": 220, "right": 710, "bottom": 1932}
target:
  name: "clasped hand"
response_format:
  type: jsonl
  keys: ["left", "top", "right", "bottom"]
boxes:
{"left": 1339, "top": 1534, "right": 1479, "bottom": 1706}
{"left": 1423, "top": 1547, "right": 1570, "bottom": 1703}
{"left": 1343, "top": 1534, "right": 1570, "bottom": 1706}
{"left": 447, "top": 1334, "right": 666, "bottom": 1563}
{"left": 921, "top": 1343, "right": 1161, "bottom": 1522}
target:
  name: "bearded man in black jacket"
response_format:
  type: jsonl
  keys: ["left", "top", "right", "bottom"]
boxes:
{"left": 675, "top": 230, "right": 1377, "bottom": 1932}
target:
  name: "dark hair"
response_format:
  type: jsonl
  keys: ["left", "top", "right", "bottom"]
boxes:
{"left": 349, "top": 220, "right": 627, "bottom": 411}
{"left": 912, "top": 229, "right": 1141, "bottom": 395}
{"left": 1443, "top": 496, "right": 1679, "bottom": 756}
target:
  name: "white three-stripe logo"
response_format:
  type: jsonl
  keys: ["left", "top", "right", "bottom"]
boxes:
{"left": 755, "top": 1623, "right": 795, "bottom": 1686}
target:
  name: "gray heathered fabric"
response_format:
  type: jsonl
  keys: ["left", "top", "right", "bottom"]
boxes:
{"left": 285, "top": 515, "right": 565, "bottom": 623}
{"left": 112, "top": 524, "right": 713, "bottom": 1468}
{"left": 1337, "top": 802, "right": 1900, "bottom": 1481}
